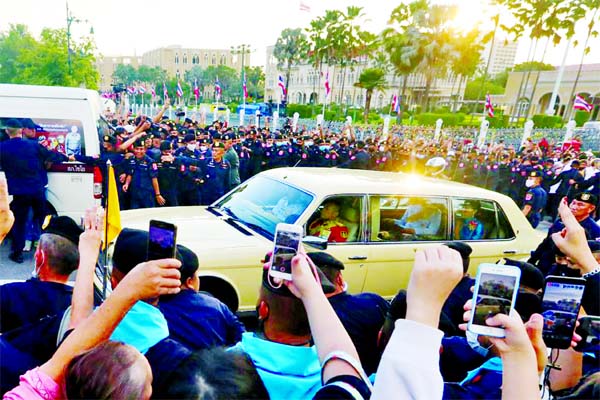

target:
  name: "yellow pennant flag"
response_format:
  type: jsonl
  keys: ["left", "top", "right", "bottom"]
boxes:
{"left": 103, "top": 160, "right": 122, "bottom": 249}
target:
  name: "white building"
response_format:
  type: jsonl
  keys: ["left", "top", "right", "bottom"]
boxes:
{"left": 264, "top": 45, "right": 465, "bottom": 109}
{"left": 481, "top": 39, "right": 519, "bottom": 77}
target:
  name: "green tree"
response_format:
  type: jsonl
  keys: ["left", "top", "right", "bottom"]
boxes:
{"left": 512, "top": 61, "right": 555, "bottom": 71}
{"left": 203, "top": 65, "right": 239, "bottom": 101}
{"left": 273, "top": 28, "right": 309, "bottom": 97}
{"left": 244, "top": 66, "right": 265, "bottom": 100}
{"left": 112, "top": 64, "right": 137, "bottom": 85}
{"left": 463, "top": 77, "right": 504, "bottom": 101}
{"left": 137, "top": 65, "right": 167, "bottom": 85}
{"left": 0, "top": 25, "right": 98, "bottom": 89}
{"left": 354, "top": 67, "right": 386, "bottom": 122}
{"left": 450, "top": 28, "right": 485, "bottom": 111}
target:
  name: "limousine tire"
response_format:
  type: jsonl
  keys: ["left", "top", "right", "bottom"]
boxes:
{"left": 199, "top": 276, "right": 239, "bottom": 312}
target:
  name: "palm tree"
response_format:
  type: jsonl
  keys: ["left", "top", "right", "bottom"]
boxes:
{"left": 354, "top": 67, "right": 387, "bottom": 123}
{"left": 273, "top": 28, "right": 309, "bottom": 101}
{"left": 450, "top": 28, "right": 485, "bottom": 112}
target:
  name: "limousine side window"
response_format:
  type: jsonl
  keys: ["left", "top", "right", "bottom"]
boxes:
{"left": 306, "top": 196, "right": 364, "bottom": 243}
{"left": 451, "top": 198, "right": 515, "bottom": 240}
{"left": 373, "top": 196, "right": 449, "bottom": 242}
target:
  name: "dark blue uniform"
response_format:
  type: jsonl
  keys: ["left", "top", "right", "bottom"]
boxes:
{"left": 126, "top": 155, "right": 159, "bottom": 209}
{"left": 0, "top": 138, "right": 67, "bottom": 260}
{"left": 523, "top": 185, "right": 547, "bottom": 228}
{"left": 159, "top": 290, "right": 245, "bottom": 350}
{"left": 268, "top": 144, "right": 290, "bottom": 169}
{"left": 156, "top": 156, "right": 182, "bottom": 207}
{"left": 340, "top": 149, "right": 370, "bottom": 170}
{"left": 203, "top": 157, "right": 231, "bottom": 204}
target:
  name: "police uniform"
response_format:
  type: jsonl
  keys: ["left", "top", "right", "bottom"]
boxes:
{"left": 156, "top": 142, "right": 182, "bottom": 207}
{"left": 223, "top": 134, "right": 241, "bottom": 190}
{"left": 126, "top": 153, "right": 160, "bottom": 209}
{"left": 203, "top": 143, "right": 231, "bottom": 204}
{"left": 523, "top": 171, "right": 548, "bottom": 228}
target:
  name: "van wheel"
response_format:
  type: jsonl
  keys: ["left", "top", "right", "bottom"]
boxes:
{"left": 199, "top": 277, "right": 239, "bottom": 312}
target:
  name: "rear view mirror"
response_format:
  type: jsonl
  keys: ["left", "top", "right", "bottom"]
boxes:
{"left": 302, "top": 236, "right": 328, "bottom": 250}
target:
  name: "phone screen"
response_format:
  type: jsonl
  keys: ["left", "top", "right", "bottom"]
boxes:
{"left": 472, "top": 272, "right": 518, "bottom": 326}
{"left": 542, "top": 279, "right": 585, "bottom": 348}
{"left": 147, "top": 222, "right": 177, "bottom": 261}
{"left": 270, "top": 226, "right": 302, "bottom": 278}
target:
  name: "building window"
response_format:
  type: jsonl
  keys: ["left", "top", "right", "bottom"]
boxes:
{"left": 183, "top": 53, "right": 187, "bottom": 64}
{"left": 204, "top": 53, "right": 208, "bottom": 64}
{"left": 175, "top": 54, "right": 179, "bottom": 64}
{"left": 212, "top": 54, "right": 217, "bottom": 65}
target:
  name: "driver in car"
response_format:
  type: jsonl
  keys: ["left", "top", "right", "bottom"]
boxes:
{"left": 308, "top": 200, "right": 349, "bottom": 243}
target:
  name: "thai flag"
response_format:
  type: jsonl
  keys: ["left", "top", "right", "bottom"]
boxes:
{"left": 163, "top": 82, "right": 168, "bottom": 99}
{"left": 151, "top": 85, "right": 156, "bottom": 98}
{"left": 193, "top": 79, "right": 200, "bottom": 101}
{"left": 324, "top": 71, "right": 331, "bottom": 98}
{"left": 243, "top": 77, "right": 248, "bottom": 99}
{"left": 126, "top": 86, "right": 136, "bottom": 95}
{"left": 299, "top": 1, "right": 310, "bottom": 12}
{"left": 176, "top": 81, "right": 184, "bottom": 98}
{"left": 574, "top": 95, "right": 593, "bottom": 112}
{"left": 485, "top": 93, "right": 494, "bottom": 118}
{"left": 278, "top": 75, "right": 286, "bottom": 97}
{"left": 215, "top": 77, "right": 222, "bottom": 99}
{"left": 138, "top": 85, "right": 146, "bottom": 94}
{"left": 391, "top": 94, "right": 400, "bottom": 113}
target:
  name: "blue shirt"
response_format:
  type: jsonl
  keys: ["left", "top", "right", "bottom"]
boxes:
{"left": 110, "top": 301, "right": 169, "bottom": 354}
{"left": 230, "top": 332, "right": 322, "bottom": 400}
{"left": 159, "top": 289, "right": 245, "bottom": 351}
{"left": 459, "top": 218, "right": 484, "bottom": 240}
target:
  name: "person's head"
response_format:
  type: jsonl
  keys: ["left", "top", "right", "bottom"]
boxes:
{"left": 460, "top": 200, "right": 480, "bottom": 219}
{"left": 102, "top": 135, "right": 117, "bottom": 152}
{"left": 158, "top": 347, "right": 268, "bottom": 399}
{"left": 320, "top": 200, "right": 341, "bottom": 221}
{"left": 569, "top": 192, "right": 597, "bottom": 221}
{"left": 567, "top": 240, "right": 600, "bottom": 270}
{"left": 133, "top": 140, "right": 146, "bottom": 160}
{"left": 65, "top": 341, "right": 152, "bottom": 400}
{"left": 223, "top": 133, "right": 234, "bottom": 150}
{"left": 444, "top": 241, "right": 473, "bottom": 275}
{"left": 159, "top": 140, "right": 173, "bottom": 156}
{"left": 307, "top": 252, "right": 345, "bottom": 295}
{"left": 526, "top": 170, "right": 543, "bottom": 188}
{"left": 34, "top": 215, "right": 83, "bottom": 281}
{"left": 212, "top": 142, "right": 225, "bottom": 160}
{"left": 4, "top": 118, "right": 23, "bottom": 137}
{"left": 504, "top": 259, "right": 544, "bottom": 295}
{"left": 257, "top": 268, "right": 311, "bottom": 341}
{"left": 177, "top": 245, "right": 200, "bottom": 291}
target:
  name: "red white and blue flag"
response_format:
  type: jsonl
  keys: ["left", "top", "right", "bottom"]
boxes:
{"left": 150, "top": 85, "right": 156, "bottom": 98}
{"left": 126, "top": 86, "right": 136, "bottom": 95}
{"left": 176, "top": 81, "right": 184, "bottom": 98}
{"left": 243, "top": 77, "right": 248, "bottom": 99}
{"left": 163, "top": 82, "right": 168, "bottom": 99}
{"left": 215, "top": 77, "right": 222, "bottom": 99}
{"left": 485, "top": 93, "right": 494, "bottom": 118}
{"left": 277, "top": 75, "right": 287, "bottom": 97}
{"left": 324, "top": 71, "right": 331, "bottom": 98}
{"left": 574, "top": 95, "right": 593, "bottom": 112}
{"left": 193, "top": 79, "right": 200, "bottom": 101}
{"left": 391, "top": 94, "right": 400, "bottom": 114}
{"left": 137, "top": 85, "right": 146, "bottom": 94}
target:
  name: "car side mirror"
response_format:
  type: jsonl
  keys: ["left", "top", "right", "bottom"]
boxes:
{"left": 302, "top": 236, "right": 328, "bottom": 250}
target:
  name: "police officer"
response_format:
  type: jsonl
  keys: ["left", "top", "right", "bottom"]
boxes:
{"left": 123, "top": 139, "right": 163, "bottom": 209}
{"left": 339, "top": 140, "right": 370, "bottom": 170}
{"left": 269, "top": 134, "right": 290, "bottom": 169}
{"left": 156, "top": 141, "right": 181, "bottom": 207}
{"left": 522, "top": 170, "right": 547, "bottom": 228}
{"left": 203, "top": 142, "right": 231, "bottom": 204}
{"left": 223, "top": 133, "right": 241, "bottom": 190}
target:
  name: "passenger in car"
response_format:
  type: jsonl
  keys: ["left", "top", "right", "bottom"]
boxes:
{"left": 457, "top": 200, "right": 484, "bottom": 240}
{"left": 340, "top": 206, "right": 360, "bottom": 242}
{"left": 379, "top": 199, "right": 442, "bottom": 240}
{"left": 308, "top": 200, "right": 349, "bottom": 242}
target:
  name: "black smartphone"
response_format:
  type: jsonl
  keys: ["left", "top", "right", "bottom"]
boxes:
{"left": 147, "top": 220, "right": 177, "bottom": 261}
{"left": 541, "top": 276, "right": 586, "bottom": 349}
{"left": 574, "top": 316, "right": 600, "bottom": 353}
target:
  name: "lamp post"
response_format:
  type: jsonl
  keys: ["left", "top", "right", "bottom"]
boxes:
{"left": 66, "top": 2, "right": 93, "bottom": 75}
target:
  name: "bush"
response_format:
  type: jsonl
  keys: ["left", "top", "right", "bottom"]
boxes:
{"left": 487, "top": 110, "right": 509, "bottom": 128}
{"left": 286, "top": 104, "right": 314, "bottom": 118}
{"left": 574, "top": 110, "right": 591, "bottom": 127}
{"left": 531, "top": 114, "right": 563, "bottom": 128}
{"left": 415, "top": 113, "right": 461, "bottom": 127}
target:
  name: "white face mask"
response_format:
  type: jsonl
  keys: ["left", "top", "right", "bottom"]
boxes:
{"left": 199, "top": 145, "right": 207, "bottom": 151}
{"left": 187, "top": 144, "right": 197, "bottom": 151}
{"left": 525, "top": 179, "right": 535, "bottom": 187}
{"left": 379, "top": 145, "right": 385, "bottom": 152}
{"left": 465, "top": 330, "right": 491, "bottom": 358}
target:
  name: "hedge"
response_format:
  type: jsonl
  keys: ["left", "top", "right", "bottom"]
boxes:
{"left": 574, "top": 110, "right": 591, "bottom": 127}
{"left": 531, "top": 114, "right": 563, "bottom": 128}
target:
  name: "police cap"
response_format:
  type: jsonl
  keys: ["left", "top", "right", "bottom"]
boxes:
{"left": 212, "top": 142, "right": 225, "bottom": 149}
{"left": 113, "top": 228, "right": 181, "bottom": 275}
{"left": 529, "top": 170, "right": 543, "bottom": 178}
{"left": 574, "top": 192, "right": 598, "bottom": 205}
{"left": 103, "top": 135, "right": 117, "bottom": 145}
{"left": 184, "top": 133, "right": 196, "bottom": 143}
{"left": 133, "top": 138, "right": 146, "bottom": 147}
{"left": 41, "top": 215, "right": 84, "bottom": 246}
{"left": 160, "top": 141, "right": 173, "bottom": 151}
{"left": 307, "top": 251, "right": 345, "bottom": 271}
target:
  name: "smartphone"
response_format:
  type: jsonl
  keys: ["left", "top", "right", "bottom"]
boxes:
{"left": 269, "top": 223, "right": 303, "bottom": 281}
{"left": 147, "top": 220, "right": 177, "bottom": 261}
{"left": 574, "top": 316, "right": 600, "bottom": 353}
{"left": 468, "top": 263, "right": 521, "bottom": 338}
{"left": 541, "top": 276, "right": 586, "bottom": 349}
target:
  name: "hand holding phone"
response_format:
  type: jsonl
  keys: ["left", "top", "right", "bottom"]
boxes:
{"left": 468, "top": 263, "right": 521, "bottom": 338}
{"left": 147, "top": 220, "right": 177, "bottom": 261}
{"left": 268, "top": 223, "right": 302, "bottom": 281}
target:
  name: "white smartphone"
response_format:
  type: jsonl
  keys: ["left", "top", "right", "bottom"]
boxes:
{"left": 269, "top": 223, "right": 303, "bottom": 281}
{"left": 468, "top": 263, "right": 521, "bottom": 338}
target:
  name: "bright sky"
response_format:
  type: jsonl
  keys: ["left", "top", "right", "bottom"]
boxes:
{"left": 2, "top": 0, "right": 599, "bottom": 68}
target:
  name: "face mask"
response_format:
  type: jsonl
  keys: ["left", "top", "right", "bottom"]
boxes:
{"left": 305, "top": 141, "right": 313, "bottom": 147}
{"left": 466, "top": 330, "right": 491, "bottom": 358}
{"left": 525, "top": 179, "right": 535, "bottom": 187}
{"left": 330, "top": 140, "right": 337, "bottom": 145}
{"left": 379, "top": 145, "right": 385, "bottom": 152}
{"left": 276, "top": 141, "right": 286, "bottom": 147}
{"left": 187, "top": 144, "right": 197, "bottom": 151}
{"left": 199, "top": 145, "right": 207, "bottom": 151}
{"left": 319, "top": 145, "right": 330, "bottom": 152}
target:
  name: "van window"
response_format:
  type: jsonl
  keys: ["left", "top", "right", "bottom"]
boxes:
{"left": 1, "top": 117, "right": 85, "bottom": 157}
{"left": 372, "top": 196, "right": 449, "bottom": 242}
{"left": 452, "top": 198, "right": 515, "bottom": 240}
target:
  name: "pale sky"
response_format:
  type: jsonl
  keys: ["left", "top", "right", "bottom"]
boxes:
{"left": 2, "top": 0, "right": 599, "bottom": 68}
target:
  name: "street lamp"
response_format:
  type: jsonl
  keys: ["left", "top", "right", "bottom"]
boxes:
{"left": 66, "top": 1, "right": 93, "bottom": 75}
{"left": 230, "top": 44, "right": 253, "bottom": 104}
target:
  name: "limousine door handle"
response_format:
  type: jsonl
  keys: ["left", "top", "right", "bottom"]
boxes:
{"left": 503, "top": 250, "right": 517, "bottom": 255}
{"left": 348, "top": 255, "right": 368, "bottom": 260}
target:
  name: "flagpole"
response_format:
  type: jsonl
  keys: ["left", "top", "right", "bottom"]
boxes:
{"left": 102, "top": 159, "right": 111, "bottom": 299}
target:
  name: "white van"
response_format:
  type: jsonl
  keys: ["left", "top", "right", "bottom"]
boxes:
{"left": 0, "top": 84, "right": 107, "bottom": 220}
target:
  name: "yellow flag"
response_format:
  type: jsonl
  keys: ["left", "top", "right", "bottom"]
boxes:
{"left": 104, "top": 161, "right": 122, "bottom": 249}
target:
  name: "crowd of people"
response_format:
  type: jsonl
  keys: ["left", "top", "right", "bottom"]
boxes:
{"left": 0, "top": 104, "right": 599, "bottom": 399}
